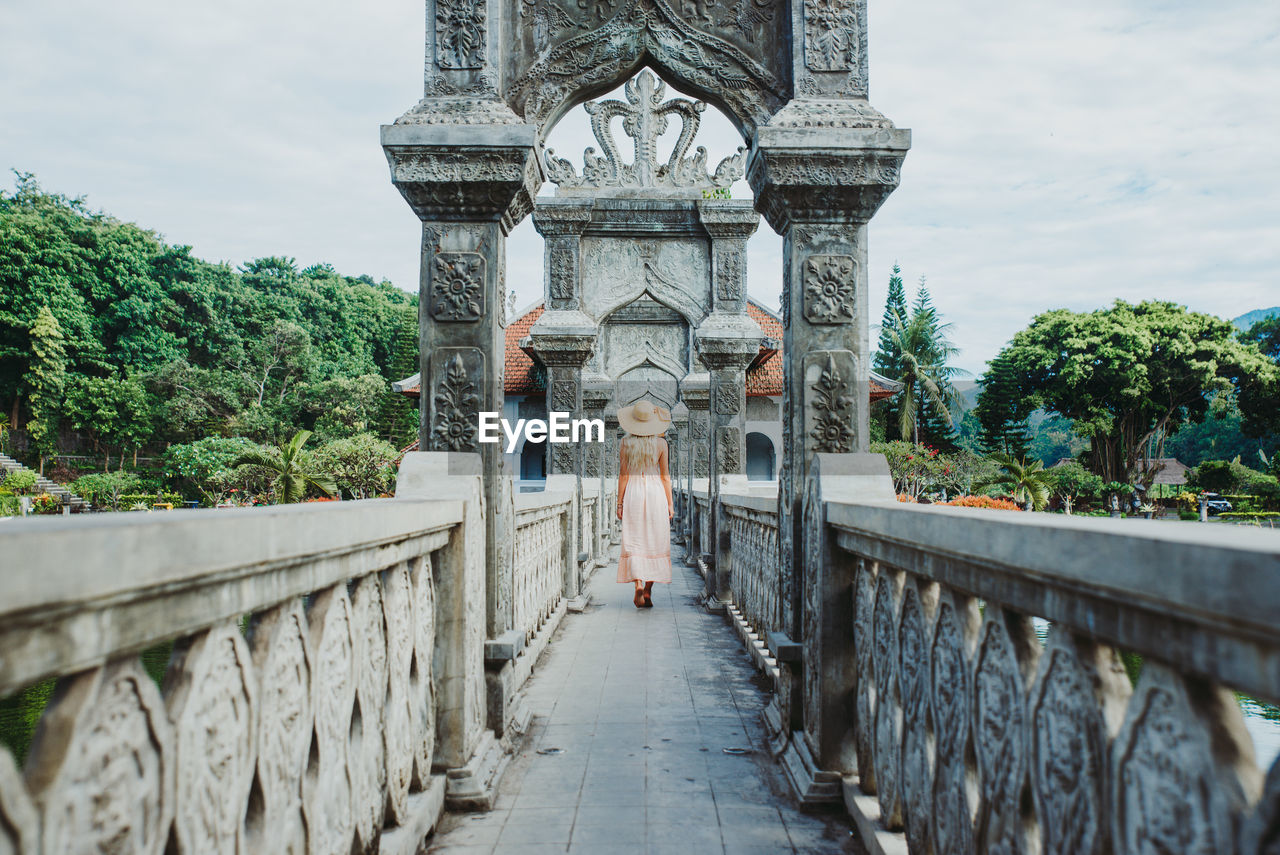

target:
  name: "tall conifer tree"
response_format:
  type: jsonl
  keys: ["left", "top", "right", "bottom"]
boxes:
{"left": 873, "top": 265, "right": 908, "bottom": 435}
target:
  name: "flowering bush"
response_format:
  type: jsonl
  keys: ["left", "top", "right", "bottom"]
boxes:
{"left": 940, "top": 495, "right": 1023, "bottom": 511}
{"left": 896, "top": 493, "right": 914, "bottom": 503}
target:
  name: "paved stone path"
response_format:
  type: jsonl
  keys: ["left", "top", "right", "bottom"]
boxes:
{"left": 425, "top": 541, "right": 861, "bottom": 854}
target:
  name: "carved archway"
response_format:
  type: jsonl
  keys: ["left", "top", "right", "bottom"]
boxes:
{"left": 506, "top": 0, "right": 787, "bottom": 140}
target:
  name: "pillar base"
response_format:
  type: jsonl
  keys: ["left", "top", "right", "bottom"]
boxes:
{"left": 444, "top": 730, "right": 509, "bottom": 811}
{"left": 779, "top": 733, "right": 843, "bottom": 808}
{"left": 378, "top": 775, "right": 448, "bottom": 855}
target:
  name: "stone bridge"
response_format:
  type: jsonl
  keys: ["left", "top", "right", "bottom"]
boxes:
{"left": 3, "top": 0, "right": 1280, "bottom": 850}
{"left": 3, "top": 457, "right": 1279, "bottom": 853}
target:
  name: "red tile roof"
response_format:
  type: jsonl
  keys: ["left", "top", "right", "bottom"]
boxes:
{"left": 398, "top": 299, "right": 897, "bottom": 401}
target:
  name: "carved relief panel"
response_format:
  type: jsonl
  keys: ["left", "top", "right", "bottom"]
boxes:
{"left": 166, "top": 623, "right": 257, "bottom": 855}
{"left": 430, "top": 348, "right": 485, "bottom": 452}
{"left": 803, "top": 350, "right": 857, "bottom": 454}
{"left": 248, "top": 599, "right": 311, "bottom": 855}
{"left": 802, "top": 254, "right": 856, "bottom": 324}
{"left": 580, "top": 238, "right": 709, "bottom": 325}
{"left": 25, "top": 658, "right": 174, "bottom": 855}
{"left": 430, "top": 252, "right": 486, "bottom": 322}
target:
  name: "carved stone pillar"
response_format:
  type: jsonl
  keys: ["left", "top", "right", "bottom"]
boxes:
{"left": 530, "top": 324, "right": 596, "bottom": 476}
{"left": 669, "top": 403, "right": 689, "bottom": 540}
{"left": 582, "top": 377, "right": 611, "bottom": 558}
{"left": 748, "top": 82, "right": 911, "bottom": 792}
{"left": 680, "top": 374, "right": 710, "bottom": 567}
{"left": 695, "top": 205, "right": 762, "bottom": 605}
{"left": 382, "top": 0, "right": 543, "bottom": 792}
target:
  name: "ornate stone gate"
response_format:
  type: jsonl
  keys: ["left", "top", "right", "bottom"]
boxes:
{"left": 382, "top": 0, "right": 910, "bottom": 799}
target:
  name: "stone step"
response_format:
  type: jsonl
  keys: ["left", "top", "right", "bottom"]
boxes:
{"left": 0, "top": 456, "right": 89, "bottom": 508}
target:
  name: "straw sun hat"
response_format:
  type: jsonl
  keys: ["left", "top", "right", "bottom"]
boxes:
{"left": 617, "top": 399, "right": 671, "bottom": 436}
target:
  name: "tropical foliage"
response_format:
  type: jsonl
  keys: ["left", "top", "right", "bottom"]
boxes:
{"left": 979, "top": 452, "right": 1055, "bottom": 511}
{"left": 973, "top": 300, "right": 1280, "bottom": 486}
{"left": 232, "top": 430, "right": 336, "bottom": 505}
{"left": 0, "top": 173, "right": 416, "bottom": 468}
{"left": 873, "top": 270, "right": 966, "bottom": 447}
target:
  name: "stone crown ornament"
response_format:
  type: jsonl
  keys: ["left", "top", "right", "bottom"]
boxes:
{"left": 543, "top": 70, "right": 746, "bottom": 196}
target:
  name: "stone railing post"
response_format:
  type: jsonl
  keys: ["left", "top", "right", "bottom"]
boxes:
{"left": 680, "top": 374, "right": 710, "bottom": 566}
{"left": 582, "top": 378, "right": 611, "bottom": 558}
{"left": 748, "top": 48, "right": 911, "bottom": 795}
{"left": 396, "top": 452, "right": 505, "bottom": 809}
{"left": 669, "top": 403, "right": 689, "bottom": 540}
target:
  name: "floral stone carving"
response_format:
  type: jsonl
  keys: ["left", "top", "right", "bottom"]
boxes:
{"left": 431, "top": 350, "right": 482, "bottom": 452}
{"left": 717, "top": 425, "right": 741, "bottom": 472}
{"left": 930, "top": 597, "right": 974, "bottom": 854}
{"left": 973, "top": 616, "right": 1031, "bottom": 855}
{"left": 804, "top": 0, "right": 861, "bottom": 72}
{"left": 872, "top": 571, "right": 903, "bottom": 828}
{"left": 714, "top": 375, "right": 744, "bottom": 415}
{"left": 431, "top": 252, "right": 485, "bottom": 321}
{"left": 1029, "top": 628, "right": 1119, "bottom": 855}
{"left": 305, "top": 584, "right": 357, "bottom": 855}
{"left": 436, "top": 0, "right": 486, "bottom": 68}
{"left": 26, "top": 658, "right": 174, "bottom": 855}
{"left": 803, "top": 254, "right": 856, "bottom": 324}
{"left": 410, "top": 555, "right": 438, "bottom": 791}
{"left": 248, "top": 599, "right": 311, "bottom": 855}
{"left": 898, "top": 581, "right": 932, "bottom": 852}
{"left": 382, "top": 563, "right": 416, "bottom": 823}
{"left": 853, "top": 559, "right": 877, "bottom": 791}
{"left": 351, "top": 574, "right": 388, "bottom": 850}
{"left": 166, "top": 623, "right": 257, "bottom": 855}
{"left": 1112, "top": 664, "right": 1241, "bottom": 855}
{"left": 805, "top": 352, "right": 856, "bottom": 453}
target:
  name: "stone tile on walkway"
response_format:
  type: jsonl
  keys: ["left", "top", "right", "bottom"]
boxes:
{"left": 425, "top": 541, "right": 861, "bottom": 854}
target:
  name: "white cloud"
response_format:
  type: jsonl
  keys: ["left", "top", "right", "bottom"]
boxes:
{"left": 3, "top": 0, "right": 1276, "bottom": 375}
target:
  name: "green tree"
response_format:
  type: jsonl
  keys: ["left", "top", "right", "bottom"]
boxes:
{"left": 1242, "top": 314, "right": 1280, "bottom": 362}
{"left": 63, "top": 373, "right": 153, "bottom": 470}
{"left": 315, "top": 433, "right": 398, "bottom": 499}
{"left": 976, "top": 301, "right": 1280, "bottom": 487}
{"left": 981, "top": 452, "right": 1054, "bottom": 511}
{"left": 233, "top": 429, "right": 336, "bottom": 504}
{"left": 872, "top": 265, "right": 908, "bottom": 435}
{"left": 1048, "top": 461, "right": 1104, "bottom": 513}
{"left": 975, "top": 351, "right": 1033, "bottom": 457}
{"left": 879, "top": 284, "right": 966, "bottom": 445}
{"left": 163, "top": 436, "right": 261, "bottom": 505}
{"left": 25, "top": 306, "right": 67, "bottom": 471}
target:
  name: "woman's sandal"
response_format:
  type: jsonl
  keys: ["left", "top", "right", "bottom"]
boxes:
{"left": 642, "top": 582, "right": 654, "bottom": 608}
{"left": 634, "top": 588, "right": 646, "bottom": 609}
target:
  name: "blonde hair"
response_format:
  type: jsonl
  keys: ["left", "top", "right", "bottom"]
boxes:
{"left": 620, "top": 434, "right": 665, "bottom": 470}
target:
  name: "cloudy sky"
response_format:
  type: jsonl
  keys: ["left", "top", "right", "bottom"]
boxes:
{"left": 3, "top": 0, "right": 1277, "bottom": 375}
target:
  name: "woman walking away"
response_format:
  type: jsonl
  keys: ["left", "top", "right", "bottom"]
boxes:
{"left": 616, "top": 399, "right": 674, "bottom": 608}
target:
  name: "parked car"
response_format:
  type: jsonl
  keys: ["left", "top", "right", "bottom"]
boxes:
{"left": 1203, "top": 493, "right": 1233, "bottom": 515}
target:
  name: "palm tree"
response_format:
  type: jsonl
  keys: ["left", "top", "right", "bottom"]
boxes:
{"left": 981, "top": 452, "right": 1054, "bottom": 511}
{"left": 233, "top": 430, "right": 337, "bottom": 504}
{"left": 881, "top": 305, "right": 967, "bottom": 444}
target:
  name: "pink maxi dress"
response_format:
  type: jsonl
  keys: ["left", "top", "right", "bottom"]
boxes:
{"left": 617, "top": 436, "right": 673, "bottom": 583}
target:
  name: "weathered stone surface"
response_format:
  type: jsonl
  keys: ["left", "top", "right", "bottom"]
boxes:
{"left": 0, "top": 745, "right": 36, "bottom": 855}
{"left": 871, "top": 569, "right": 903, "bottom": 829}
{"left": 929, "top": 590, "right": 978, "bottom": 855}
{"left": 304, "top": 584, "right": 357, "bottom": 855}
{"left": 247, "top": 599, "right": 311, "bottom": 855}
{"left": 972, "top": 612, "right": 1036, "bottom": 855}
{"left": 350, "top": 573, "right": 389, "bottom": 851}
{"left": 165, "top": 623, "right": 257, "bottom": 855}
{"left": 897, "top": 577, "right": 934, "bottom": 853}
{"left": 25, "top": 658, "right": 174, "bottom": 855}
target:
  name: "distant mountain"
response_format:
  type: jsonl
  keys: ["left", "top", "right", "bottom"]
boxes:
{"left": 1233, "top": 307, "right": 1280, "bottom": 331}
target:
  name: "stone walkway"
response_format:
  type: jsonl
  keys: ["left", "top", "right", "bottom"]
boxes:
{"left": 425, "top": 541, "right": 861, "bottom": 854}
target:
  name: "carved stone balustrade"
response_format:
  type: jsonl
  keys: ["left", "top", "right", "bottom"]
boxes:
{"left": 0, "top": 490, "right": 474, "bottom": 854}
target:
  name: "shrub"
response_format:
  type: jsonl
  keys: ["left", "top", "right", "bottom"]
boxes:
{"left": 940, "top": 495, "right": 1023, "bottom": 511}
{"left": 71, "top": 471, "right": 144, "bottom": 511}
{"left": 31, "top": 493, "right": 61, "bottom": 514}
{"left": 1, "top": 470, "right": 37, "bottom": 495}
{"left": 1178, "top": 510, "right": 1199, "bottom": 521}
